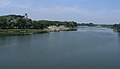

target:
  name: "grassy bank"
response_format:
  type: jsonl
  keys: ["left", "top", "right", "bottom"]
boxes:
{"left": 0, "top": 29, "right": 49, "bottom": 36}
{"left": 0, "top": 27, "right": 77, "bottom": 36}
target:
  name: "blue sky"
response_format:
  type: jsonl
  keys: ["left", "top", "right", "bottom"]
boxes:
{"left": 0, "top": 0, "right": 120, "bottom": 24}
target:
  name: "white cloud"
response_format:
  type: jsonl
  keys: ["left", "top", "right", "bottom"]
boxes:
{"left": 0, "top": 0, "right": 120, "bottom": 24}
{"left": 0, "top": 0, "right": 30, "bottom": 8}
{"left": 28, "top": 5, "right": 120, "bottom": 24}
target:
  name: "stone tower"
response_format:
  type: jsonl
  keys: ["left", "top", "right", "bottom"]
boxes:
{"left": 24, "top": 13, "right": 28, "bottom": 19}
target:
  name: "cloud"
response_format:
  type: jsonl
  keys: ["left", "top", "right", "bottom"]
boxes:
{"left": 0, "top": 0, "right": 30, "bottom": 8}
{"left": 27, "top": 5, "right": 120, "bottom": 23}
{"left": 0, "top": 0, "right": 120, "bottom": 24}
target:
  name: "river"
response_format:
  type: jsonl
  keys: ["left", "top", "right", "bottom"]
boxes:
{"left": 0, "top": 27, "right": 120, "bottom": 69}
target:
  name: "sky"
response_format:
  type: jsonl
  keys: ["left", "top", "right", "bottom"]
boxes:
{"left": 0, "top": 0, "right": 120, "bottom": 24}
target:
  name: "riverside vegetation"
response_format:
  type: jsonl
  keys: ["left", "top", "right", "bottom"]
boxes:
{"left": 0, "top": 14, "right": 77, "bottom": 35}
{"left": 113, "top": 24, "right": 120, "bottom": 32}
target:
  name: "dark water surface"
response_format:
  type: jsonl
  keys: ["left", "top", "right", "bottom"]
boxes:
{"left": 0, "top": 27, "right": 120, "bottom": 69}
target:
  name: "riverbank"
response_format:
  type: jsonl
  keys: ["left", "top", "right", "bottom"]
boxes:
{"left": 0, "top": 29, "right": 49, "bottom": 36}
{"left": 0, "top": 26, "right": 77, "bottom": 36}
{"left": 47, "top": 26, "right": 77, "bottom": 32}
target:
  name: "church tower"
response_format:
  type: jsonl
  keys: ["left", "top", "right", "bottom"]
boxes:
{"left": 24, "top": 13, "right": 28, "bottom": 19}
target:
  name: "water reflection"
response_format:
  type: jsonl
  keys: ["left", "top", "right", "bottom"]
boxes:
{"left": 117, "top": 33, "right": 120, "bottom": 45}
{"left": 0, "top": 36, "right": 17, "bottom": 48}
{"left": 0, "top": 35, "right": 33, "bottom": 49}
{"left": 15, "top": 35, "right": 32, "bottom": 45}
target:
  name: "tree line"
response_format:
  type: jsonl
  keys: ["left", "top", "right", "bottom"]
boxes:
{"left": 113, "top": 24, "right": 120, "bottom": 32}
{"left": 0, "top": 15, "right": 78, "bottom": 29}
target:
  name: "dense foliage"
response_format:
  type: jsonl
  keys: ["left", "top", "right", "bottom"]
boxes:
{"left": 0, "top": 15, "right": 77, "bottom": 29}
{"left": 113, "top": 24, "right": 120, "bottom": 32}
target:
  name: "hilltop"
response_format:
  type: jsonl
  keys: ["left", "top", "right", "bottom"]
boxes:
{"left": 0, "top": 14, "right": 78, "bottom": 35}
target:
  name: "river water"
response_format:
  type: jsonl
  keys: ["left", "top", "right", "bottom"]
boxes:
{"left": 0, "top": 27, "right": 120, "bottom": 69}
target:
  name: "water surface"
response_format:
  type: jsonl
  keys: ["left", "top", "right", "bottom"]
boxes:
{"left": 0, "top": 27, "right": 120, "bottom": 69}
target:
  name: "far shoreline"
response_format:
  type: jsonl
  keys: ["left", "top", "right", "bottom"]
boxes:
{"left": 0, "top": 26, "right": 77, "bottom": 36}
